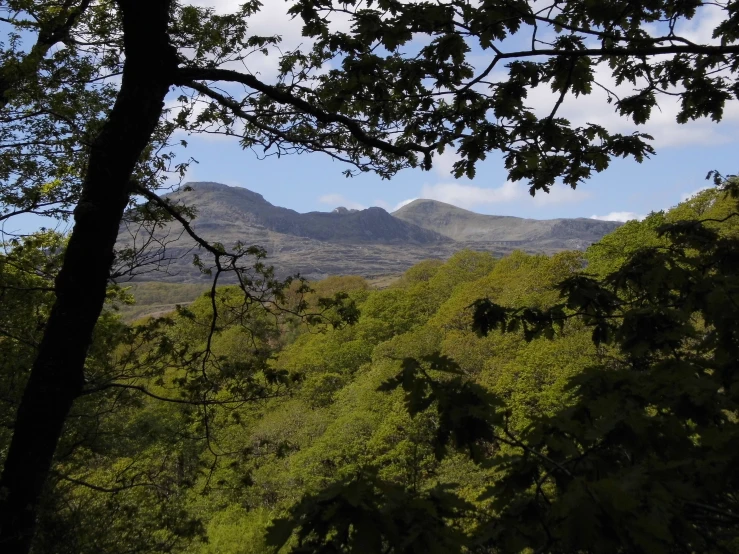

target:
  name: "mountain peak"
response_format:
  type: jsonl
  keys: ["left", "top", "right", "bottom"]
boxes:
{"left": 181, "top": 182, "right": 270, "bottom": 205}
{"left": 184, "top": 181, "right": 232, "bottom": 190}
{"left": 394, "top": 197, "right": 620, "bottom": 243}
{"left": 393, "top": 198, "right": 474, "bottom": 215}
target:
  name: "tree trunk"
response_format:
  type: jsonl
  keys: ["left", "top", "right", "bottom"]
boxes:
{"left": 0, "top": 2, "right": 176, "bottom": 552}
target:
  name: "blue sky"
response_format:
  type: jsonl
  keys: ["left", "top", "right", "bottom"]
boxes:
{"left": 180, "top": 119, "right": 737, "bottom": 221}
{"left": 3, "top": 1, "right": 738, "bottom": 237}
{"left": 175, "top": 0, "right": 738, "bottom": 223}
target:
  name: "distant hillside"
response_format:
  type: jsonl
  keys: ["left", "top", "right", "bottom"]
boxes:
{"left": 393, "top": 199, "right": 621, "bottom": 250}
{"left": 167, "top": 182, "right": 448, "bottom": 244}
{"left": 117, "top": 182, "right": 621, "bottom": 282}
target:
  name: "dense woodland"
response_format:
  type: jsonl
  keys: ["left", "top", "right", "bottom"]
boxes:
{"left": 2, "top": 184, "right": 738, "bottom": 553}
{"left": 2, "top": 0, "right": 739, "bottom": 552}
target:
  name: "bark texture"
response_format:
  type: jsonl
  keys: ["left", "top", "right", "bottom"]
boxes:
{"left": 0, "top": 2, "right": 177, "bottom": 551}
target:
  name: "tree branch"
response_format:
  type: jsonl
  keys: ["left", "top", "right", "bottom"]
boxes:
{"left": 182, "top": 80, "right": 373, "bottom": 169}
{"left": 175, "top": 67, "right": 435, "bottom": 168}
{"left": 479, "top": 42, "right": 739, "bottom": 61}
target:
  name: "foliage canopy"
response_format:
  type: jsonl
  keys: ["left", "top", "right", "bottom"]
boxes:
{"left": 1, "top": 0, "right": 739, "bottom": 552}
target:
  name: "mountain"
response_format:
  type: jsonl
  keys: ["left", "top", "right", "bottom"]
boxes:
{"left": 172, "top": 182, "right": 447, "bottom": 244}
{"left": 393, "top": 199, "right": 621, "bottom": 251}
{"left": 118, "top": 182, "right": 621, "bottom": 282}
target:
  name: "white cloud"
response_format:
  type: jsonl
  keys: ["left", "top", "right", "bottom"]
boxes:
{"left": 532, "top": 185, "right": 591, "bottom": 206}
{"left": 318, "top": 194, "right": 366, "bottom": 211}
{"left": 165, "top": 92, "right": 240, "bottom": 143}
{"left": 179, "top": 1, "right": 332, "bottom": 83}
{"left": 420, "top": 182, "right": 520, "bottom": 209}
{"left": 185, "top": 1, "right": 352, "bottom": 45}
{"left": 677, "top": 4, "right": 726, "bottom": 45}
{"left": 433, "top": 149, "right": 461, "bottom": 178}
{"left": 182, "top": 3, "right": 738, "bottom": 151}
{"left": 557, "top": 64, "right": 737, "bottom": 148}
{"left": 680, "top": 185, "right": 714, "bottom": 202}
{"left": 591, "top": 212, "right": 645, "bottom": 222}
{"left": 515, "top": 60, "right": 739, "bottom": 149}
{"left": 392, "top": 198, "right": 418, "bottom": 211}
{"left": 477, "top": 6, "right": 739, "bottom": 150}
{"left": 417, "top": 181, "right": 589, "bottom": 210}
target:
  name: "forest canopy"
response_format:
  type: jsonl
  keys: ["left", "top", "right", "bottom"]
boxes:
{"left": 1, "top": 0, "right": 738, "bottom": 552}
{"left": 2, "top": 183, "right": 739, "bottom": 553}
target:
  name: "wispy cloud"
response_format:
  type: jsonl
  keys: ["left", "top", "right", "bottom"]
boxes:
{"left": 187, "top": 3, "right": 738, "bottom": 150}
{"left": 520, "top": 57, "right": 739, "bottom": 149}
{"left": 432, "top": 149, "right": 461, "bottom": 178}
{"left": 419, "top": 182, "right": 520, "bottom": 209}
{"left": 392, "top": 198, "right": 418, "bottom": 211}
{"left": 417, "top": 181, "right": 589, "bottom": 210}
{"left": 591, "top": 212, "right": 645, "bottom": 222}
{"left": 318, "top": 193, "right": 366, "bottom": 211}
{"left": 680, "top": 185, "right": 714, "bottom": 202}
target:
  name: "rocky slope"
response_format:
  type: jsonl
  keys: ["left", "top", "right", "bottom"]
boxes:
{"left": 393, "top": 199, "right": 620, "bottom": 251}
{"left": 118, "top": 182, "right": 620, "bottom": 282}
{"left": 168, "top": 182, "right": 448, "bottom": 244}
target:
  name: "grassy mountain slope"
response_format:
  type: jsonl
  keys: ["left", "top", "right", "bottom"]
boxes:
{"left": 118, "top": 183, "right": 622, "bottom": 282}
{"left": 393, "top": 199, "right": 621, "bottom": 249}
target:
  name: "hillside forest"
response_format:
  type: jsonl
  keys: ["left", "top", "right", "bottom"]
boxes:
{"left": 2, "top": 0, "right": 739, "bottom": 552}
{"left": 2, "top": 183, "right": 738, "bottom": 553}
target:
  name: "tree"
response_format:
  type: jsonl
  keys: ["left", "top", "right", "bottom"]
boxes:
{"left": 269, "top": 180, "right": 739, "bottom": 553}
{"left": 475, "top": 180, "right": 739, "bottom": 552}
{"left": 334, "top": 180, "right": 738, "bottom": 553}
{"left": 0, "top": 0, "right": 121, "bottom": 223}
{"left": 0, "top": 0, "right": 431, "bottom": 548}
{"left": 2, "top": 0, "right": 739, "bottom": 551}
{"left": 0, "top": 3, "right": 178, "bottom": 549}
{"left": 0, "top": 233, "right": 207, "bottom": 554}
{"left": 294, "top": 0, "right": 739, "bottom": 189}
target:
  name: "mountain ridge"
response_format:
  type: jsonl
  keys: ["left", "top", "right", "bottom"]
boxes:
{"left": 167, "top": 182, "right": 449, "bottom": 244}
{"left": 392, "top": 198, "right": 619, "bottom": 246}
{"left": 119, "top": 182, "right": 621, "bottom": 282}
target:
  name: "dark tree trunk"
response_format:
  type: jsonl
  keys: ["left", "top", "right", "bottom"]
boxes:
{"left": 0, "top": 2, "right": 176, "bottom": 552}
